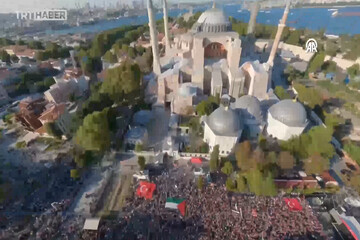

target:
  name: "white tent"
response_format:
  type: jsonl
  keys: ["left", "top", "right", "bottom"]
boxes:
{"left": 83, "top": 218, "right": 101, "bottom": 231}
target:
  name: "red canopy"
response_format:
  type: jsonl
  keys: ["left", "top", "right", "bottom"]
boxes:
{"left": 284, "top": 198, "right": 303, "bottom": 211}
{"left": 136, "top": 181, "right": 156, "bottom": 200}
{"left": 191, "top": 157, "right": 202, "bottom": 164}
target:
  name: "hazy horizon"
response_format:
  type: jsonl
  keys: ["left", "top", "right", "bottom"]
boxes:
{"left": 0, "top": 0, "right": 218, "bottom": 13}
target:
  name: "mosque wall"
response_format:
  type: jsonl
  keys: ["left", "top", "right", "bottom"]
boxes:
{"left": 204, "top": 123, "right": 241, "bottom": 156}
{"left": 266, "top": 113, "right": 305, "bottom": 141}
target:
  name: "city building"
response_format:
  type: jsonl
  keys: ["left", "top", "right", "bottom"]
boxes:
{"left": 16, "top": 97, "right": 47, "bottom": 131}
{"left": 38, "top": 102, "right": 72, "bottom": 137}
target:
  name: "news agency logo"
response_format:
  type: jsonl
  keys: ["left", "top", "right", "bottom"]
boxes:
{"left": 16, "top": 10, "right": 67, "bottom": 21}
{"left": 305, "top": 38, "right": 318, "bottom": 53}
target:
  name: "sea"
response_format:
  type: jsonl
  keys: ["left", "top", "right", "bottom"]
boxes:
{"left": 45, "top": 4, "right": 360, "bottom": 36}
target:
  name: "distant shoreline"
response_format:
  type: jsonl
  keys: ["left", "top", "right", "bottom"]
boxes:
{"left": 295, "top": 4, "right": 360, "bottom": 9}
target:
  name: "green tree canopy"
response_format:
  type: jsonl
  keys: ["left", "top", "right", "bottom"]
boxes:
{"left": 197, "top": 176, "right": 204, "bottom": 190}
{"left": 0, "top": 50, "right": 10, "bottom": 63}
{"left": 281, "top": 126, "right": 335, "bottom": 160}
{"left": 138, "top": 156, "right": 146, "bottom": 170}
{"left": 347, "top": 64, "right": 360, "bottom": 79}
{"left": 210, "top": 145, "right": 220, "bottom": 172}
{"left": 321, "top": 60, "right": 337, "bottom": 73}
{"left": 221, "top": 161, "right": 234, "bottom": 176}
{"left": 278, "top": 151, "right": 295, "bottom": 171}
{"left": 44, "top": 122, "right": 63, "bottom": 139}
{"left": 196, "top": 96, "right": 219, "bottom": 116}
{"left": 103, "top": 50, "right": 118, "bottom": 63}
{"left": 307, "top": 52, "right": 325, "bottom": 73}
{"left": 274, "top": 86, "right": 291, "bottom": 100}
{"left": 235, "top": 141, "right": 253, "bottom": 171}
{"left": 75, "top": 109, "right": 111, "bottom": 152}
{"left": 101, "top": 60, "right": 141, "bottom": 103}
{"left": 294, "top": 83, "right": 323, "bottom": 109}
{"left": 303, "top": 153, "right": 329, "bottom": 175}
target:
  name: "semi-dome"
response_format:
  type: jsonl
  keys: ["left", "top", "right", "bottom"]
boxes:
{"left": 231, "top": 95, "right": 262, "bottom": 121}
{"left": 192, "top": 6, "right": 231, "bottom": 33}
{"left": 268, "top": 99, "right": 307, "bottom": 127}
{"left": 207, "top": 106, "right": 242, "bottom": 136}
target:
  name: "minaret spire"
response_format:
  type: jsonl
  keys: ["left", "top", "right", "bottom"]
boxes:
{"left": 163, "top": 0, "right": 171, "bottom": 52}
{"left": 147, "top": 0, "right": 161, "bottom": 75}
{"left": 267, "top": 0, "right": 291, "bottom": 67}
{"left": 212, "top": 0, "right": 216, "bottom": 9}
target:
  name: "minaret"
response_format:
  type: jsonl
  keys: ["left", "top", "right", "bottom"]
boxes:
{"left": 247, "top": 2, "right": 259, "bottom": 35}
{"left": 163, "top": 0, "right": 171, "bottom": 51}
{"left": 147, "top": 0, "right": 161, "bottom": 75}
{"left": 267, "top": 0, "right": 291, "bottom": 67}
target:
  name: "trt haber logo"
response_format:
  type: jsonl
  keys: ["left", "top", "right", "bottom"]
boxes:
{"left": 16, "top": 10, "right": 67, "bottom": 21}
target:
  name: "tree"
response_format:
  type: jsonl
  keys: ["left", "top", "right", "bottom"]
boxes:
{"left": 44, "top": 122, "right": 63, "bottom": 139}
{"left": 225, "top": 177, "right": 236, "bottom": 191}
{"left": 16, "top": 39, "right": 26, "bottom": 45}
{"left": 274, "top": 86, "right": 291, "bottom": 100}
{"left": 221, "top": 161, "right": 234, "bottom": 176}
{"left": 321, "top": 60, "right": 337, "bottom": 73}
{"left": 235, "top": 141, "right": 253, "bottom": 171}
{"left": 349, "top": 174, "right": 360, "bottom": 193}
{"left": 347, "top": 64, "right": 360, "bottom": 79}
{"left": 28, "top": 40, "right": 44, "bottom": 49}
{"left": 75, "top": 109, "right": 111, "bottom": 152}
{"left": 0, "top": 50, "right": 10, "bottom": 63}
{"left": 100, "top": 60, "right": 141, "bottom": 103}
{"left": 325, "top": 40, "right": 338, "bottom": 57}
{"left": 135, "top": 143, "right": 143, "bottom": 152}
{"left": 285, "top": 30, "right": 301, "bottom": 46}
{"left": 293, "top": 83, "right": 323, "bottom": 109}
{"left": 103, "top": 50, "right": 118, "bottom": 63}
{"left": 196, "top": 96, "right": 219, "bottom": 116}
{"left": 138, "top": 156, "right": 146, "bottom": 170}
{"left": 210, "top": 145, "right": 219, "bottom": 172}
{"left": 44, "top": 77, "right": 55, "bottom": 88}
{"left": 278, "top": 151, "right": 295, "bottom": 171}
{"left": 306, "top": 126, "right": 335, "bottom": 159}
{"left": 197, "top": 176, "right": 204, "bottom": 190}
{"left": 10, "top": 54, "right": 19, "bottom": 63}
{"left": 70, "top": 169, "right": 80, "bottom": 179}
{"left": 74, "top": 150, "right": 94, "bottom": 168}
{"left": 307, "top": 52, "right": 325, "bottom": 73}
{"left": 245, "top": 167, "right": 263, "bottom": 195}
{"left": 236, "top": 173, "right": 247, "bottom": 192}
{"left": 303, "top": 153, "right": 329, "bottom": 175}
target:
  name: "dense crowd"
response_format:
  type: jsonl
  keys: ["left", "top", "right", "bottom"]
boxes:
{"left": 111, "top": 165, "right": 326, "bottom": 240}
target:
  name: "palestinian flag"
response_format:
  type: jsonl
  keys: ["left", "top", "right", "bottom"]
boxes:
{"left": 165, "top": 198, "right": 186, "bottom": 216}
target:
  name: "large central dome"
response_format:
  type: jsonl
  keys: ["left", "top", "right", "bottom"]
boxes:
{"left": 192, "top": 5, "right": 231, "bottom": 33}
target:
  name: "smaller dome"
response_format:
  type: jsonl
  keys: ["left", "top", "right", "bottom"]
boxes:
{"left": 268, "top": 100, "right": 307, "bottom": 127}
{"left": 207, "top": 106, "right": 242, "bottom": 136}
{"left": 231, "top": 95, "right": 262, "bottom": 121}
{"left": 178, "top": 83, "right": 198, "bottom": 97}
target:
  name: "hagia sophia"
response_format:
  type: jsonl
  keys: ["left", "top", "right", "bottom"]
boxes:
{"left": 146, "top": 0, "right": 308, "bottom": 155}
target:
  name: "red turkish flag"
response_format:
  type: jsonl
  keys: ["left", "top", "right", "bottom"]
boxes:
{"left": 136, "top": 181, "right": 156, "bottom": 200}
{"left": 284, "top": 198, "right": 303, "bottom": 211}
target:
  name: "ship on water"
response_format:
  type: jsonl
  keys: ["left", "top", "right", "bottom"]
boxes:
{"left": 332, "top": 10, "right": 360, "bottom": 17}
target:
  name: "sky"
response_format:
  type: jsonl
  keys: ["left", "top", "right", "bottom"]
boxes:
{"left": 0, "top": 0, "right": 214, "bottom": 13}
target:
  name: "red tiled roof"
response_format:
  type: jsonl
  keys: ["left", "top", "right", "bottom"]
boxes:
{"left": 321, "top": 171, "right": 336, "bottom": 183}
{"left": 38, "top": 103, "right": 66, "bottom": 123}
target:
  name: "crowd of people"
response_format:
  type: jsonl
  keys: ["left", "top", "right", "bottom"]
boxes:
{"left": 111, "top": 165, "right": 326, "bottom": 240}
